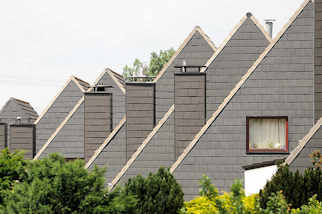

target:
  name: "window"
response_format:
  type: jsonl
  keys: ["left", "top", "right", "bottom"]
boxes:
{"left": 246, "top": 117, "right": 288, "bottom": 153}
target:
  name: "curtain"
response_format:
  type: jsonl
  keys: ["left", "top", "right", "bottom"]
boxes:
{"left": 249, "top": 118, "right": 286, "bottom": 150}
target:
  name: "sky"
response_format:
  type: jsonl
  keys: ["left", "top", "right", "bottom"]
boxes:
{"left": 0, "top": 0, "right": 305, "bottom": 114}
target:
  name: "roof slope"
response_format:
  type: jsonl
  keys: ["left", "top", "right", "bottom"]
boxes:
{"left": 35, "top": 70, "right": 124, "bottom": 159}
{"left": 154, "top": 27, "right": 216, "bottom": 122}
{"left": 171, "top": 0, "right": 313, "bottom": 174}
{"left": 0, "top": 97, "right": 38, "bottom": 123}
{"left": 286, "top": 116, "right": 322, "bottom": 168}
{"left": 34, "top": 77, "right": 87, "bottom": 154}
{"left": 169, "top": 0, "right": 313, "bottom": 198}
{"left": 109, "top": 13, "right": 271, "bottom": 187}
{"left": 85, "top": 27, "right": 216, "bottom": 170}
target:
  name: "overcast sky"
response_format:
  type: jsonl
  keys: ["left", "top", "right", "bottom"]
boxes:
{"left": 0, "top": 0, "right": 304, "bottom": 113}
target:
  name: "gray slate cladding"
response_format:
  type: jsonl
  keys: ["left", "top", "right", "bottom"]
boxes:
{"left": 3, "top": 0, "right": 322, "bottom": 201}
{"left": 126, "top": 83, "right": 155, "bottom": 160}
{"left": 10, "top": 125, "right": 35, "bottom": 160}
{"left": 84, "top": 93, "right": 112, "bottom": 162}
{"left": 0, "top": 123, "right": 7, "bottom": 150}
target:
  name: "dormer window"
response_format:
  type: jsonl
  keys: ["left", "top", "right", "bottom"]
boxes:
{"left": 246, "top": 117, "right": 288, "bottom": 153}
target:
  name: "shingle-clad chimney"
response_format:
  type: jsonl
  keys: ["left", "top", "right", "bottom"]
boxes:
{"left": 126, "top": 82, "right": 155, "bottom": 161}
{"left": 0, "top": 123, "right": 7, "bottom": 150}
{"left": 9, "top": 124, "right": 36, "bottom": 159}
{"left": 174, "top": 71, "right": 206, "bottom": 158}
{"left": 84, "top": 86, "right": 113, "bottom": 162}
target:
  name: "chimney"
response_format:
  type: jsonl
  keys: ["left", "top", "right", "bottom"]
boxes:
{"left": 174, "top": 66, "right": 206, "bottom": 158}
{"left": 0, "top": 123, "right": 7, "bottom": 150}
{"left": 126, "top": 81, "right": 155, "bottom": 161}
{"left": 84, "top": 86, "right": 113, "bottom": 162}
{"left": 265, "top": 19, "right": 275, "bottom": 38}
{"left": 9, "top": 124, "right": 36, "bottom": 159}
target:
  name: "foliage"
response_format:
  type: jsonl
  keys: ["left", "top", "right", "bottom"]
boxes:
{"left": 0, "top": 149, "right": 27, "bottom": 204}
{"left": 259, "top": 164, "right": 321, "bottom": 209}
{"left": 199, "top": 174, "right": 218, "bottom": 200}
{"left": 123, "top": 167, "right": 184, "bottom": 214}
{"left": 123, "top": 48, "right": 175, "bottom": 80}
{"left": 310, "top": 150, "right": 322, "bottom": 169}
{"left": 291, "top": 195, "right": 322, "bottom": 214}
{"left": 0, "top": 153, "right": 137, "bottom": 214}
{"left": 182, "top": 196, "right": 218, "bottom": 214}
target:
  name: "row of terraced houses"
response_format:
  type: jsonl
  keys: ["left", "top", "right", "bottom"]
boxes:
{"left": 1, "top": 0, "right": 321, "bottom": 199}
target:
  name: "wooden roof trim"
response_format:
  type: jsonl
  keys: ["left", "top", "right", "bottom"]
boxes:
{"left": 33, "top": 97, "right": 84, "bottom": 160}
{"left": 110, "top": 105, "right": 175, "bottom": 188}
{"left": 34, "top": 77, "right": 74, "bottom": 124}
{"left": 71, "top": 76, "right": 87, "bottom": 93}
{"left": 170, "top": 0, "right": 312, "bottom": 173}
{"left": 106, "top": 69, "right": 126, "bottom": 94}
{"left": 285, "top": 117, "right": 322, "bottom": 165}
{"left": 152, "top": 26, "right": 216, "bottom": 83}
{"left": 250, "top": 15, "right": 273, "bottom": 43}
{"left": 85, "top": 116, "right": 127, "bottom": 169}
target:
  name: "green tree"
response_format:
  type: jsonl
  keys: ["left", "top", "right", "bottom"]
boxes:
{"left": 0, "top": 154, "right": 137, "bottom": 214}
{"left": 0, "top": 149, "right": 28, "bottom": 204}
{"left": 123, "top": 167, "right": 184, "bottom": 214}
{"left": 123, "top": 48, "right": 175, "bottom": 80}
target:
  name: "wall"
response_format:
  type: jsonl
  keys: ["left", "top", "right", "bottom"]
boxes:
{"left": 315, "top": 0, "right": 322, "bottom": 122}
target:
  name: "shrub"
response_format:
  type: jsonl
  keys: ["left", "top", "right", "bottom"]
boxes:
{"left": 259, "top": 164, "right": 321, "bottom": 209}
{"left": 123, "top": 167, "right": 184, "bottom": 214}
{"left": 0, "top": 153, "right": 136, "bottom": 214}
{"left": 0, "top": 149, "right": 27, "bottom": 204}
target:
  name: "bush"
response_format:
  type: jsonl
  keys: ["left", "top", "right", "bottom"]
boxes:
{"left": 123, "top": 167, "right": 184, "bottom": 214}
{"left": 0, "top": 153, "right": 137, "bottom": 214}
{"left": 259, "top": 164, "right": 321, "bottom": 209}
{"left": 0, "top": 149, "right": 28, "bottom": 204}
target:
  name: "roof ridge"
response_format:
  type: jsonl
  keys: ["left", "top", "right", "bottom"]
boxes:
{"left": 285, "top": 117, "right": 322, "bottom": 165}
{"left": 170, "top": 0, "right": 312, "bottom": 173}
{"left": 71, "top": 76, "right": 87, "bottom": 92}
{"left": 85, "top": 116, "right": 127, "bottom": 169}
{"left": 73, "top": 76, "right": 90, "bottom": 87}
{"left": 152, "top": 26, "right": 216, "bottom": 83}
{"left": 110, "top": 105, "right": 175, "bottom": 188}
{"left": 34, "top": 97, "right": 84, "bottom": 160}
{"left": 106, "top": 69, "right": 126, "bottom": 94}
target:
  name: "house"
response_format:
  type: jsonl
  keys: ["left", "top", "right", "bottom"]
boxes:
{"left": 1, "top": 0, "right": 321, "bottom": 200}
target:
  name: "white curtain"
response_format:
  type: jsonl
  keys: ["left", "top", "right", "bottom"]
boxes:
{"left": 249, "top": 118, "right": 286, "bottom": 150}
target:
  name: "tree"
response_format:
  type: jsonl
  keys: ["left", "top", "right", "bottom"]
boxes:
{"left": 123, "top": 48, "right": 175, "bottom": 80}
{"left": 122, "top": 167, "right": 184, "bottom": 214}
{"left": 0, "top": 154, "right": 137, "bottom": 214}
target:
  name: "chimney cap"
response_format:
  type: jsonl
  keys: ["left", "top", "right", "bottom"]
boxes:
{"left": 246, "top": 12, "right": 252, "bottom": 18}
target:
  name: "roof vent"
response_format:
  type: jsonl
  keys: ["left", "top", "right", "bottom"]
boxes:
{"left": 265, "top": 19, "right": 275, "bottom": 38}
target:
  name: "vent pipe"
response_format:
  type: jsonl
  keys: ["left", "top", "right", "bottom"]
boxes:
{"left": 265, "top": 19, "right": 275, "bottom": 38}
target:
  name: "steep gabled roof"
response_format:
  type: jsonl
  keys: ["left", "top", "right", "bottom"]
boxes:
{"left": 0, "top": 97, "right": 38, "bottom": 121}
{"left": 34, "top": 69, "right": 124, "bottom": 160}
{"left": 201, "top": 13, "right": 272, "bottom": 73}
{"left": 152, "top": 26, "right": 216, "bottom": 83}
{"left": 34, "top": 76, "right": 90, "bottom": 124}
{"left": 170, "top": 0, "right": 312, "bottom": 173}
{"left": 110, "top": 105, "right": 174, "bottom": 188}
{"left": 109, "top": 13, "right": 272, "bottom": 185}
{"left": 93, "top": 68, "right": 125, "bottom": 94}
{"left": 285, "top": 116, "right": 322, "bottom": 165}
